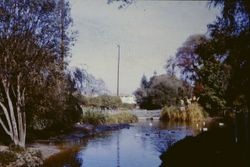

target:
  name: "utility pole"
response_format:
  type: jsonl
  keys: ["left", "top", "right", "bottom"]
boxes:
{"left": 117, "top": 45, "right": 120, "bottom": 96}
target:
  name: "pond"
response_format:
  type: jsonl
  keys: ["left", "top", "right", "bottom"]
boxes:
{"left": 43, "top": 120, "right": 197, "bottom": 167}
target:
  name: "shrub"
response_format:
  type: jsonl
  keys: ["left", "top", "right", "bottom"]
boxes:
{"left": 81, "top": 109, "right": 138, "bottom": 125}
{"left": 0, "top": 151, "right": 17, "bottom": 165}
{"left": 160, "top": 103, "right": 207, "bottom": 122}
{"left": 120, "top": 103, "right": 136, "bottom": 110}
{"left": 160, "top": 106, "right": 180, "bottom": 121}
{"left": 81, "top": 109, "right": 107, "bottom": 126}
{"left": 134, "top": 74, "right": 190, "bottom": 110}
{"left": 80, "top": 95, "right": 122, "bottom": 109}
{"left": 186, "top": 103, "right": 206, "bottom": 122}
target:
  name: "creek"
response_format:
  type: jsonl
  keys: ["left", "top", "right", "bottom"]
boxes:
{"left": 43, "top": 120, "right": 197, "bottom": 167}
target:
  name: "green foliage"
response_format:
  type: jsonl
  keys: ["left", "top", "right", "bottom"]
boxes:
{"left": 207, "top": 0, "right": 250, "bottom": 110}
{"left": 160, "top": 103, "right": 206, "bottom": 122}
{"left": 172, "top": 34, "right": 229, "bottom": 115}
{"left": 120, "top": 103, "right": 136, "bottom": 110}
{"left": 80, "top": 95, "right": 122, "bottom": 109}
{"left": 171, "top": 34, "right": 231, "bottom": 115}
{"left": 81, "top": 110, "right": 107, "bottom": 126}
{"left": 27, "top": 75, "right": 82, "bottom": 132}
{"left": 134, "top": 74, "right": 190, "bottom": 110}
{"left": 195, "top": 61, "right": 230, "bottom": 115}
{"left": 70, "top": 67, "right": 110, "bottom": 95}
{"left": 81, "top": 109, "right": 138, "bottom": 125}
{"left": 160, "top": 106, "right": 180, "bottom": 121}
{"left": 174, "top": 34, "right": 208, "bottom": 82}
{"left": 106, "top": 112, "right": 138, "bottom": 124}
{"left": 0, "top": 151, "right": 17, "bottom": 166}
{"left": 0, "top": 0, "right": 79, "bottom": 146}
{"left": 170, "top": 1, "right": 250, "bottom": 115}
{"left": 187, "top": 103, "right": 207, "bottom": 122}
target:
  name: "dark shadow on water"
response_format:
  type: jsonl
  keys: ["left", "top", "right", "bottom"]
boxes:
{"left": 160, "top": 126, "right": 248, "bottom": 167}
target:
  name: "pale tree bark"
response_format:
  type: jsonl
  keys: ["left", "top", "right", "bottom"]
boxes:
{"left": 0, "top": 101, "right": 13, "bottom": 139}
{"left": 0, "top": 77, "right": 26, "bottom": 147}
{"left": 16, "top": 74, "right": 26, "bottom": 147}
{"left": 0, "top": 116, "right": 11, "bottom": 137}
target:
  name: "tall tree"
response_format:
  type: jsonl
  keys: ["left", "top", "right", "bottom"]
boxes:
{"left": 174, "top": 34, "right": 207, "bottom": 84}
{"left": 68, "top": 67, "right": 110, "bottom": 96}
{"left": 165, "top": 56, "right": 177, "bottom": 77}
{"left": 134, "top": 74, "right": 188, "bottom": 109}
{"left": 140, "top": 74, "right": 149, "bottom": 89}
{"left": 172, "top": 34, "right": 231, "bottom": 115}
{"left": 208, "top": 0, "right": 250, "bottom": 110}
{"left": 0, "top": 0, "right": 74, "bottom": 147}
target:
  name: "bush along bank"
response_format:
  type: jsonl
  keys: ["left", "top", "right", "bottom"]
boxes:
{"left": 160, "top": 103, "right": 207, "bottom": 122}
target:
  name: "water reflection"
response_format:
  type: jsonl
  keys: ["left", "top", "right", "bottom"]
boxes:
{"left": 43, "top": 120, "right": 196, "bottom": 167}
{"left": 44, "top": 146, "right": 81, "bottom": 167}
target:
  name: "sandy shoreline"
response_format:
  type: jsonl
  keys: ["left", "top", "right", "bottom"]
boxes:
{"left": 28, "top": 143, "right": 61, "bottom": 160}
{"left": 0, "top": 143, "right": 60, "bottom": 160}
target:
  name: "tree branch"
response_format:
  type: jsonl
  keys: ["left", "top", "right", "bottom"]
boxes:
{"left": 11, "top": 85, "right": 17, "bottom": 98}
{"left": 0, "top": 101, "right": 13, "bottom": 136}
{"left": 0, "top": 117, "right": 11, "bottom": 137}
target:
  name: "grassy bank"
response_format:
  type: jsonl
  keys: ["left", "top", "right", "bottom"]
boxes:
{"left": 160, "top": 103, "right": 207, "bottom": 122}
{"left": 80, "top": 109, "right": 138, "bottom": 126}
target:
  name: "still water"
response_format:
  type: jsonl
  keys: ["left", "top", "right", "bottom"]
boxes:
{"left": 44, "top": 120, "right": 196, "bottom": 167}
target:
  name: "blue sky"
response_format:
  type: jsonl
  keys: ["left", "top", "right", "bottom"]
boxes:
{"left": 69, "top": 0, "right": 220, "bottom": 95}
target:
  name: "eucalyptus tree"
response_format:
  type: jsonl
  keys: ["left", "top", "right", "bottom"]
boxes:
{"left": 0, "top": 0, "right": 74, "bottom": 147}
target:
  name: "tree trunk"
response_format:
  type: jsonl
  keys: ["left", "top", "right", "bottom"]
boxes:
{"left": 0, "top": 101, "right": 13, "bottom": 140}
{"left": 16, "top": 75, "right": 26, "bottom": 147}
{"left": 0, "top": 79, "right": 26, "bottom": 148}
{"left": 4, "top": 81, "right": 19, "bottom": 146}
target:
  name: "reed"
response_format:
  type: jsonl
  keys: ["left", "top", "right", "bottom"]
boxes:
{"left": 81, "top": 109, "right": 138, "bottom": 125}
{"left": 160, "top": 103, "right": 207, "bottom": 122}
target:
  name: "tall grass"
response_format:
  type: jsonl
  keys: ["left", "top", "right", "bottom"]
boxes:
{"left": 160, "top": 103, "right": 207, "bottom": 122}
{"left": 81, "top": 110, "right": 107, "bottom": 126}
{"left": 81, "top": 109, "right": 138, "bottom": 125}
{"left": 106, "top": 112, "right": 138, "bottom": 124}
